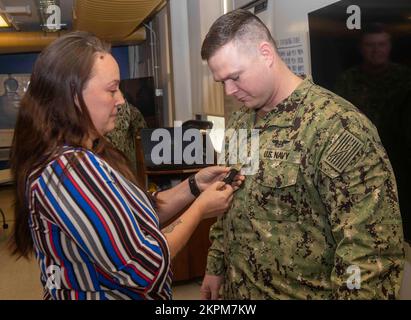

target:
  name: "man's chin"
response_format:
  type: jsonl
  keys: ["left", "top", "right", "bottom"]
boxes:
{"left": 238, "top": 99, "right": 251, "bottom": 107}
{"left": 242, "top": 102, "right": 260, "bottom": 110}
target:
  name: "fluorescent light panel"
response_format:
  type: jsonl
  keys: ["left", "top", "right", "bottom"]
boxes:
{"left": 0, "top": 14, "right": 10, "bottom": 27}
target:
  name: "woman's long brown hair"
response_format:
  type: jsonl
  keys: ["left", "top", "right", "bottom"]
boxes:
{"left": 9, "top": 31, "right": 139, "bottom": 259}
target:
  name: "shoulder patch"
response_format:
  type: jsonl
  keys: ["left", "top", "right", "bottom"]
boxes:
{"left": 324, "top": 130, "right": 364, "bottom": 173}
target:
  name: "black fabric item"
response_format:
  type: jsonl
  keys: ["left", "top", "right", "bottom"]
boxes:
{"left": 188, "top": 174, "right": 201, "bottom": 197}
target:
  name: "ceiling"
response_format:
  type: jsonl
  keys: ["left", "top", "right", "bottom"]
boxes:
{"left": 0, "top": 0, "right": 167, "bottom": 53}
{"left": 0, "top": 0, "right": 74, "bottom": 32}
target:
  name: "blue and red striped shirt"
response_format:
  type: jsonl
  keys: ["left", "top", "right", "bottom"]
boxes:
{"left": 27, "top": 147, "right": 172, "bottom": 300}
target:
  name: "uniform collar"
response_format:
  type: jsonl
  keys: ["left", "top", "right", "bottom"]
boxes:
{"left": 255, "top": 77, "right": 314, "bottom": 129}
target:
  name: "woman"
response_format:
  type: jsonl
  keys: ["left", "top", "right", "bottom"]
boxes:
{"left": 9, "top": 31, "right": 240, "bottom": 300}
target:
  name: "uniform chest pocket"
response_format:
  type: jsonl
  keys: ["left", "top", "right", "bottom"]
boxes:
{"left": 251, "top": 161, "right": 300, "bottom": 221}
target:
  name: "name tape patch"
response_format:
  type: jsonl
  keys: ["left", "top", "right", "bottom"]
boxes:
{"left": 263, "top": 150, "right": 290, "bottom": 161}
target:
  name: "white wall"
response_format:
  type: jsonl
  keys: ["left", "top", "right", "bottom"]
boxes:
{"left": 169, "top": 0, "right": 225, "bottom": 121}
{"left": 271, "top": 0, "right": 339, "bottom": 40}
{"left": 155, "top": 6, "right": 174, "bottom": 127}
{"left": 169, "top": 0, "right": 193, "bottom": 122}
{"left": 191, "top": 0, "right": 226, "bottom": 117}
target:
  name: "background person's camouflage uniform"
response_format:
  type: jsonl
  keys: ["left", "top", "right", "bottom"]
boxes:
{"left": 105, "top": 100, "right": 147, "bottom": 169}
{"left": 335, "top": 63, "right": 411, "bottom": 243}
{"left": 334, "top": 63, "right": 411, "bottom": 142}
{"left": 207, "top": 77, "right": 404, "bottom": 299}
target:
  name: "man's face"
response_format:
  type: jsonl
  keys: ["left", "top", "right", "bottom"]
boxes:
{"left": 207, "top": 41, "right": 274, "bottom": 111}
{"left": 360, "top": 32, "right": 391, "bottom": 67}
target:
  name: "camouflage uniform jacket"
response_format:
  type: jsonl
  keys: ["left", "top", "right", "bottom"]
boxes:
{"left": 206, "top": 78, "right": 404, "bottom": 299}
{"left": 105, "top": 101, "right": 146, "bottom": 169}
{"left": 335, "top": 64, "right": 411, "bottom": 243}
{"left": 334, "top": 63, "right": 411, "bottom": 134}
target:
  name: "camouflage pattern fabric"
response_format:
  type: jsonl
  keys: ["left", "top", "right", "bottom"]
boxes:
{"left": 105, "top": 100, "right": 147, "bottom": 169}
{"left": 334, "top": 63, "right": 411, "bottom": 143}
{"left": 335, "top": 64, "right": 411, "bottom": 243}
{"left": 206, "top": 77, "right": 404, "bottom": 299}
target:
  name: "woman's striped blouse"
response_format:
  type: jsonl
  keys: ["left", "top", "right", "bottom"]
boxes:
{"left": 27, "top": 147, "right": 172, "bottom": 300}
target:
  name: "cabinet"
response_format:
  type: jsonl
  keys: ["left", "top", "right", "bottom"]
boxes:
{"left": 135, "top": 134, "right": 216, "bottom": 282}
{"left": 0, "top": 129, "right": 13, "bottom": 239}
{"left": 171, "top": 217, "right": 216, "bottom": 282}
{"left": 0, "top": 185, "right": 13, "bottom": 243}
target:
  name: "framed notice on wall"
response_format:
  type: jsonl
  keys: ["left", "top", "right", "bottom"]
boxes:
{"left": 276, "top": 33, "right": 311, "bottom": 76}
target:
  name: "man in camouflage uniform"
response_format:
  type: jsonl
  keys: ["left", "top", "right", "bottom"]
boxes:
{"left": 105, "top": 99, "right": 147, "bottom": 169}
{"left": 334, "top": 23, "right": 411, "bottom": 135}
{"left": 335, "top": 24, "right": 411, "bottom": 244}
{"left": 200, "top": 9, "right": 404, "bottom": 300}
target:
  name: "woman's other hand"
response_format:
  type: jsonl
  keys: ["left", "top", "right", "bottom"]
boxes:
{"left": 196, "top": 166, "right": 245, "bottom": 191}
{"left": 192, "top": 181, "right": 234, "bottom": 220}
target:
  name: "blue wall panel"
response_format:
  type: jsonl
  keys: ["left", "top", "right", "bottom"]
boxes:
{"left": 0, "top": 46, "right": 129, "bottom": 79}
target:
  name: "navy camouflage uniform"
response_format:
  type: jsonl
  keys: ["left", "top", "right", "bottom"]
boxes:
{"left": 206, "top": 77, "right": 404, "bottom": 299}
{"left": 105, "top": 100, "right": 146, "bottom": 169}
{"left": 335, "top": 64, "right": 411, "bottom": 243}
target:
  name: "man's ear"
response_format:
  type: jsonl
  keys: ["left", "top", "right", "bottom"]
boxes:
{"left": 259, "top": 42, "right": 275, "bottom": 67}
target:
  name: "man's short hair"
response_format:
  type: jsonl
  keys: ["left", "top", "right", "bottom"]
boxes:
{"left": 201, "top": 9, "right": 276, "bottom": 61}
{"left": 361, "top": 22, "right": 391, "bottom": 39}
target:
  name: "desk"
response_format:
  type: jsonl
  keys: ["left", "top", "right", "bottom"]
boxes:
{"left": 0, "top": 129, "right": 13, "bottom": 185}
{"left": 0, "top": 184, "right": 13, "bottom": 239}
{"left": 0, "top": 129, "right": 13, "bottom": 236}
{"left": 171, "top": 217, "right": 216, "bottom": 282}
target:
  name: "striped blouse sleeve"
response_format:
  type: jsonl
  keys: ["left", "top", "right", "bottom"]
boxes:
{"left": 34, "top": 149, "right": 170, "bottom": 293}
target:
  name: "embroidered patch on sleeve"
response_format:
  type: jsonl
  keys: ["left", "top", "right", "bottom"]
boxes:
{"left": 324, "top": 130, "right": 364, "bottom": 173}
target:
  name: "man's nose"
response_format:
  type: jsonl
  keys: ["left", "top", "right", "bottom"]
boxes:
{"left": 224, "top": 80, "right": 238, "bottom": 96}
{"left": 116, "top": 90, "right": 125, "bottom": 105}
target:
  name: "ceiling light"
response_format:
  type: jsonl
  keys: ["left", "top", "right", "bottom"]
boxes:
{"left": 4, "top": 6, "right": 31, "bottom": 15}
{"left": 0, "top": 0, "right": 19, "bottom": 30}
{"left": 0, "top": 14, "right": 10, "bottom": 27}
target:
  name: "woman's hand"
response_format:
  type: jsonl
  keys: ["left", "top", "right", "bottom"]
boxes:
{"left": 196, "top": 166, "right": 245, "bottom": 192}
{"left": 192, "top": 181, "right": 234, "bottom": 220}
